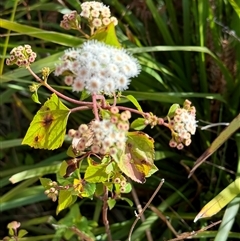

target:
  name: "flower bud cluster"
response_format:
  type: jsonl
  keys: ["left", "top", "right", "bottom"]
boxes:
{"left": 44, "top": 181, "right": 58, "bottom": 202}
{"left": 6, "top": 45, "right": 37, "bottom": 67}
{"left": 55, "top": 40, "right": 141, "bottom": 95}
{"left": 60, "top": 10, "right": 80, "bottom": 30}
{"left": 168, "top": 100, "right": 197, "bottom": 149}
{"left": 114, "top": 176, "right": 127, "bottom": 193}
{"left": 80, "top": 1, "right": 118, "bottom": 30}
{"left": 68, "top": 108, "right": 131, "bottom": 156}
{"left": 144, "top": 113, "right": 163, "bottom": 128}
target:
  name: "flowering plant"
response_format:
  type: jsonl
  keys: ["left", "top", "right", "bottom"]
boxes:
{"left": 5, "top": 1, "right": 198, "bottom": 240}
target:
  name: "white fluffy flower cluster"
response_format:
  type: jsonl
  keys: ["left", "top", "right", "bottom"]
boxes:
{"left": 169, "top": 100, "right": 197, "bottom": 149}
{"left": 68, "top": 116, "right": 130, "bottom": 156}
{"left": 80, "top": 1, "right": 118, "bottom": 29}
{"left": 55, "top": 40, "right": 141, "bottom": 95}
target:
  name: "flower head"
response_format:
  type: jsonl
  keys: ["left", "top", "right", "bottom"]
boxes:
{"left": 69, "top": 109, "right": 131, "bottom": 156}
{"left": 80, "top": 1, "right": 118, "bottom": 30}
{"left": 55, "top": 40, "right": 141, "bottom": 95}
{"left": 168, "top": 100, "right": 197, "bottom": 148}
{"left": 6, "top": 45, "right": 37, "bottom": 67}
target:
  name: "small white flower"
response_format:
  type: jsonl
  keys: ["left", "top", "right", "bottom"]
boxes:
{"left": 92, "top": 18, "right": 102, "bottom": 28}
{"left": 102, "top": 17, "right": 111, "bottom": 26}
{"left": 86, "top": 77, "right": 102, "bottom": 94}
{"left": 91, "top": 9, "right": 100, "bottom": 18}
{"left": 72, "top": 78, "right": 85, "bottom": 92}
{"left": 115, "top": 74, "right": 130, "bottom": 91}
{"left": 80, "top": 9, "right": 90, "bottom": 18}
{"left": 101, "top": 7, "right": 111, "bottom": 18}
{"left": 64, "top": 76, "right": 74, "bottom": 85}
{"left": 77, "top": 66, "right": 90, "bottom": 79}
{"left": 110, "top": 16, "right": 118, "bottom": 26}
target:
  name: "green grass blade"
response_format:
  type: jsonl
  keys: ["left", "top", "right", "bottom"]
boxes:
{"left": 9, "top": 163, "right": 61, "bottom": 184}
{"left": 0, "top": 19, "right": 83, "bottom": 47}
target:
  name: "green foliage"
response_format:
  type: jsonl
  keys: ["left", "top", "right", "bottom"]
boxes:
{"left": 1, "top": 0, "right": 240, "bottom": 240}
{"left": 91, "top": 22, "right": 121, "bottom": 47}
{"left": 116, "top": 132, "right": 157, "bottom": 183}
{"left": 22, "top": 93, "right": 70, "bottom": 150}
{"left": 130, "top": 118, "right": 146, "bottom": 130}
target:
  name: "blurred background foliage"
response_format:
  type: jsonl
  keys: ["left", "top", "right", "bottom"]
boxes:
{"left": 0, "top": 0, "right": 240, "bottom": 240}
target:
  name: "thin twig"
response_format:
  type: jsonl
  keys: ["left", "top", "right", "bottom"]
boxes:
{"left": 130, "top": 181, "right": 153, "bottom": 241}
{"left": 70, "top": 106, "right": 91, "bottom": 113}
{"left": 70, "top": 226, "right": 94, "bottom": 241}
{"left": 27, "top": 66, "right": 93, "bottom": 106}
{"left": 128, "top": 179, "right": 165, "bottom": 241}
{"left": 92, "top": 93, "right": 100, "bottom": 120}
{"left": 148, "top": 204, "right": 179, "bottom": 238}
{"left": 166, "top": 220, "right": 222, "bottom": 241}
{"left": 102, "top": 186, "right": 112, "bottom": 241}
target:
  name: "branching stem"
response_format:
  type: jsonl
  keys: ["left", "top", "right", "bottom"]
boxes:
{"left": 128, "top": 179, "right": 165, "bottom": 241}
{"left": 102, "top": 186, "right": 112, "bottom": 241}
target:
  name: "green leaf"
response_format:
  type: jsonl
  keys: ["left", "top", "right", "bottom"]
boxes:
{"left": 130, "top": 118, "right": 146, "bottom": 130}
{"left": 117, "top": 131, "right": 158, "bottom": 183}
{"left": 0, "top": 18, "right": 82, "bottom": 47}
{"left": 190, "top": 114, "right": 240, "bottom": 176}
{"left": 229, "top": 0, "right": 240, "bottom": 18}
{"left": 107, "top": 198, "right": 116, "bottom": 210}
{"left": 122, "top": 183, "right": 132, "bottom": 193}
{"left": 57, "top": 190, "right": 77, "bottom": 215}
{"left": 105, "top": 161, "right": 116, "bottom": 175}
{"left": 9, "top": 163, "right": 61, "bottom": 184}
{"left": 167, "top": 104, "right": 180, "bottom": 118}
{"left": 84, "top": 159, "right": 109, "bottom": 183}
{"left": 66, "top": 145, "right": 77, "bottom": 158}
{"left": 80, "top": 89, "right": 91, "bottom": 100}
{"left": 59, "top": 161, "right": 68, "bottom": 177}
{"left": 18, "top": 229, "right": 28, "bottom": 238}
{"left": 95, "top": 183, "right": 104, "bottom": 196}
{"left": 91, "top": 22, "right": 121, "bottom": 47}
{"left": 125, "top": 95, "right": 143, "bottom": 112}
{"left": 121, "top": 197, "right": 133, "bottom": 207}
{"left": 31, "top": 91, "right": 41, "bottom": 104}
{"left": 194, "top": 178, "right": 240, "bottom": 222}
{"left": 81, "top": 182, "right": 96, "bottom": 198}
{"left": 8, "top": 228, "right": 14, "bottom": 236}
{"left": 39, "top": 177, "right": 52, "bottom": 189}
{"left": 22, "top": 93, "right": 70, "bottom": 150}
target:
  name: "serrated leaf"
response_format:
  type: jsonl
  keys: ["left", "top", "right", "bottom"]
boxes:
{"left": 107, "top": 198, "right": 116, "bottom": 210}
{"left": 31, "top": 91, "right": 41, "bottom": 104}
{"left": 125, "top": 95, "right": 143, "bottom": 112}
{"left": 117, "top": 131, "right": 158, "bottom": 183}
{"left": 39, "top": 177, "right": 52, "bottom": 188}
{"left": 91, "top": 22, "right": 121, "bottom": 47}
{"left": 22, "top": 93, "right": 70, "bottom": 150}
{"left": 84, "top": 159, "right": 109, "bottom": 183}
{"left": 194, "top": 177, "right": 240, "bottom": 222}
{"left": 57, "top": 190, "right": 76, "bottom": 214}
{"left": 121, "top": 197, "right": 133, "bottom": 206}
{"left": 131, "top": 118, "right": 146, "bottom": 130}
{"left": 167, "top": 104, "right": 180, "bottom": 118}
{"left": 18, "top": 229, "right": 28, "bottom": 238}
